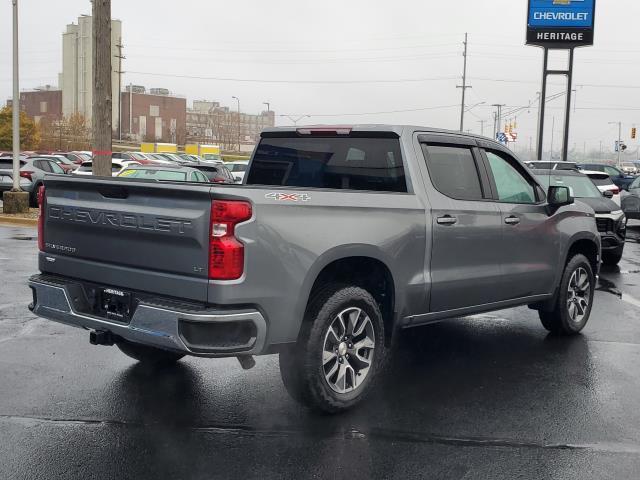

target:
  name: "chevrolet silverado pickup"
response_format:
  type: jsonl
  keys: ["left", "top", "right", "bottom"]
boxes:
{"left": 28, "top": 125, "right": 601, "bottom": 413}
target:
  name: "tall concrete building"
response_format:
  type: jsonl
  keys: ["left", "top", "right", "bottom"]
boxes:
{"left": 59, "top": 15, "right": 122, "bottom": 129}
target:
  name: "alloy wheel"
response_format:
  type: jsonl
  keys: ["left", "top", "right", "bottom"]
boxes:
{"left": 566, "top": 267, "right": 591, "bottom": 323}
{"left": 322, "top": 307, "right": 375, "bottom": 394}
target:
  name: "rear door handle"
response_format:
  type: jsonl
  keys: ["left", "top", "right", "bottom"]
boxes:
{"left": 436, "top": 215, "right": 458, "bottom": 226}
{"left": 504, "top": 216, "right": 521, "bottom": 225}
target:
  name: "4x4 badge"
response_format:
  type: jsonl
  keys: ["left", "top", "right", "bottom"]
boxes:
{"left": 265, "top": 193, "right": 311, "bottom": 202}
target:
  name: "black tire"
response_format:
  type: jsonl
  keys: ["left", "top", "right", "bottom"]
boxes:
{"left": 279, "top": 284, "right": 386, "bottom": 413}
{"left": 29, "top": 184, "right": 41, "bottom": 208}
{"left": 602, "top": 247, "right": 624, "bottom": 266}
{"left": 539, "top": 254, "right": 595, "bottom": 335}
{"left": 116, "top": 340, "right": 184, "bottom": 366}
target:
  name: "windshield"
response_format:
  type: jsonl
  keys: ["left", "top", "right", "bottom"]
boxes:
{"left": 536, "top": 173, "right": 602, "bottom": 198}
{"left": 118, "top": 169, "right": 188, "bottom": 181}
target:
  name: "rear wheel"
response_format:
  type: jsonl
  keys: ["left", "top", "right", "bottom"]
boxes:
{"left": 539, "top": 254, "right": 594, "bottom": 335}
{"left": 602, "top": 247, "right": 624, "bottom": 266}
{"left": 279, "top": 284, "right": 386, "bottom": 413}
{"left": 116, "top": 340, "right": 184, "bottom": 366}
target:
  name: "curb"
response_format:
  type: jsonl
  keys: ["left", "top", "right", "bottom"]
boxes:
{"left": 0, "top": 216, "right": 38, "bottom": 227}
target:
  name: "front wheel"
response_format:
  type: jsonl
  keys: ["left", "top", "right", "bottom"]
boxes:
{"left": 539, "top": 254, "right": 595, "bottom": 335}
{"left": 279, "top": 284, "right": 386, "bottom": 413}
{"left": 116, "top": 340, "right": 184, "bottom": 367}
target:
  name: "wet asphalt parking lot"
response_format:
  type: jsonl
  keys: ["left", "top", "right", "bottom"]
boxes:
{"left": 2, "top": 223, "right": 640, "bottom": 479}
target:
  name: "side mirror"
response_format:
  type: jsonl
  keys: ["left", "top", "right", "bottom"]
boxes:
{"left": 603, "top": 190, "right": 614, "bottom": 199}
{"left": 548, "top": 185, "right": 574, "bottom": 208}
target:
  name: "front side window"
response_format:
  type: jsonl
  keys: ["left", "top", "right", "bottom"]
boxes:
{"left": 421, "top": 144, "right": 483, "bottom": 201}
{"left": 49, "top": 161, "right": 65, "bottom": 174}
{"left": 247, "top": 136, "right": 406, "bottom": 192}
{"left": 485, "top": 150, "right": 536, "bottom": 204}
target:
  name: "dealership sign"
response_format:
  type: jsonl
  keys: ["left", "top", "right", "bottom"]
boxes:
{"left": 527, "top": 0, "right": 595, "bottom": 47}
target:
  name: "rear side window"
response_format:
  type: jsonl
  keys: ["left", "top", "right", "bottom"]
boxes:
{"left": 247, "top": 137, "right": 406, "bottom": 192}
{"left": 421, "top": 144, "right": 483, "bottom": 201}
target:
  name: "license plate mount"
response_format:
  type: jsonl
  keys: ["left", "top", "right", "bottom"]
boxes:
{"left": 98, "top": 287, "right": 133, "bottom": 322}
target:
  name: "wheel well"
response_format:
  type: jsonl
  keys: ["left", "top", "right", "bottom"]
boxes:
{"left": 567, "top": 239, "right": 599, "bottom": 273}
{"left": 307, "top": 257, "right": 396, "bottom": 344}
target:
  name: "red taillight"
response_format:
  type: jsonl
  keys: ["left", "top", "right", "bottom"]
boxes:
{"left": 213, "top": 178, "right": 226, "bottom": 183}
{"left": 37, "top": 185, "right": 45, "bottom": 251}
{"left": 20, "top": 171, "right": 34, "bottom": 181}
{"left": 611, "top": 187, "right": 620, "bottom": 194}
{"left": 209, "top": 200, "right": 252, "bottom": 280}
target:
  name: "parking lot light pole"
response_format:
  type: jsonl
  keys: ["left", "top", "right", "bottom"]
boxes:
{"left": 11, "top": 0, "right": 20, "bottom": 192}
{"left": 3, "top": 0, "right": 29, "bottom": 214}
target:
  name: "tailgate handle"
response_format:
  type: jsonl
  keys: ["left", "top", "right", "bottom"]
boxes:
{"left": 98, "top": 187, "right": 129, "bottom": 199}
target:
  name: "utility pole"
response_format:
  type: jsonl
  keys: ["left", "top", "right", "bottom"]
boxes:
{"left": 4, "top": 0, "right": 29, "bottom": 213}
{"left": 114, "top": 38, "right": 125, "bottom": 141}
{"left": 232, "top": 96, "right": 240, "bottom": 152}
{"left": 457, "top": 33, "right": 471, "bottom": 132}
{"left": 92, "top": 0, "right": 112, "bottom": 177}
{"left": 477, "top": 120, "right": 485, "bottom": 137}
{"left": 128, "top": 82, "right": 133, "bottom": 136}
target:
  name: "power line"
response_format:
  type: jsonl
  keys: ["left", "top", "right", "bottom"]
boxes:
{"left": 126, "top": 71, "right": 460, "bottom": 84}
{"left": 281, "top": 104, "right": 460, "bottom": 117}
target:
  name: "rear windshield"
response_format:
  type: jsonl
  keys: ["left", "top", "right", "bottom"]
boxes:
{"left": 119, "top": 169, "right": 188, "bottom": 181}
{"left": 77, "top": 163, "right": 92, "bottom": 172}
{"left": 247, "top": 136, "right": 406, "bottom": 192}
{"left": 231, "top": 163, "right": 248, "bottom": 172}
{"left": 589, "top": 176, "right": 612, "bottom": 186}
{"left": 555, "top": 163, "right": 578, "bottom": 171}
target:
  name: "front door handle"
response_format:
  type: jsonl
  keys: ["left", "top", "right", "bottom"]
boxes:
{"left": 437, "top": 215, "right": 458, "bottom": 226}
{"left": 504, "top": 216, "right": 521, "bottom": 225}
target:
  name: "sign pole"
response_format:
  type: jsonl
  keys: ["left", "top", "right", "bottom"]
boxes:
{"left": 536, "top": 48, "right": 549, "bottom": 161}
{"left": 561, "top": 48, "right": 575, "bottom": 163}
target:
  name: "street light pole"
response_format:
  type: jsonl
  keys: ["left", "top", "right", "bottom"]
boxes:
{"left": 609, "top": 121, "right": 622, "bottom": 166}
{"left": 232, "top": 96, "right": 240, "bottom": 152}
{"left": 11, "top": 0, "right": 20, "bottom": 192}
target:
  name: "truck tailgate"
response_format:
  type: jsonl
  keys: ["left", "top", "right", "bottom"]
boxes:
{"left": 40, "top": 176, "right": 212, "bottom": 302}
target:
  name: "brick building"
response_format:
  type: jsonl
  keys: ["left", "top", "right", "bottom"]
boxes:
{"left": 7, "top": 87, "right": 63, "bottom": 124}
{"left": 120, "top": 86, "right": 187, "bottom": 144}
{"left": 186, "top": 100, "right": 275, "bottom": 150}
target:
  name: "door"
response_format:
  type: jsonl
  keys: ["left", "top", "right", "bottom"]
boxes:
{"left": 481, "top": 148, "right": 558, "bottom": 300}
{"left": 420, "top": 139, "right": 504, "bottom": 313}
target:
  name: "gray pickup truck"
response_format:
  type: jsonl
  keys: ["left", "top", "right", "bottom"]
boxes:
{"left": 28, "top": 125, "right": 600, "bottom": 412}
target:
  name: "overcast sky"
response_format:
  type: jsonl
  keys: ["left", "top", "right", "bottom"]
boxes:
{"left": 1, "top": 0, "right": 640, "bottom": 157}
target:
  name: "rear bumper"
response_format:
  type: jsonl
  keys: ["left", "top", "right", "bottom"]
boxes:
{"left": 28, "top": 274, "right": 267, "bottom": 357}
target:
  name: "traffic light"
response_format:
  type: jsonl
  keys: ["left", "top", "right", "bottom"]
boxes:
{"left": 632, "top": 127, "right": 637, "bottom": 140}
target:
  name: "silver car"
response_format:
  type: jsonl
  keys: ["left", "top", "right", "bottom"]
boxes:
{"left": 0, "top": 156, "right": 65, "bottom": 206}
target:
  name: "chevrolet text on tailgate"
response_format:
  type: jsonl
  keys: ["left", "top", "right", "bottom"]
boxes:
{"left": 29, "top": 125, "right": 600, "bottom": 413}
